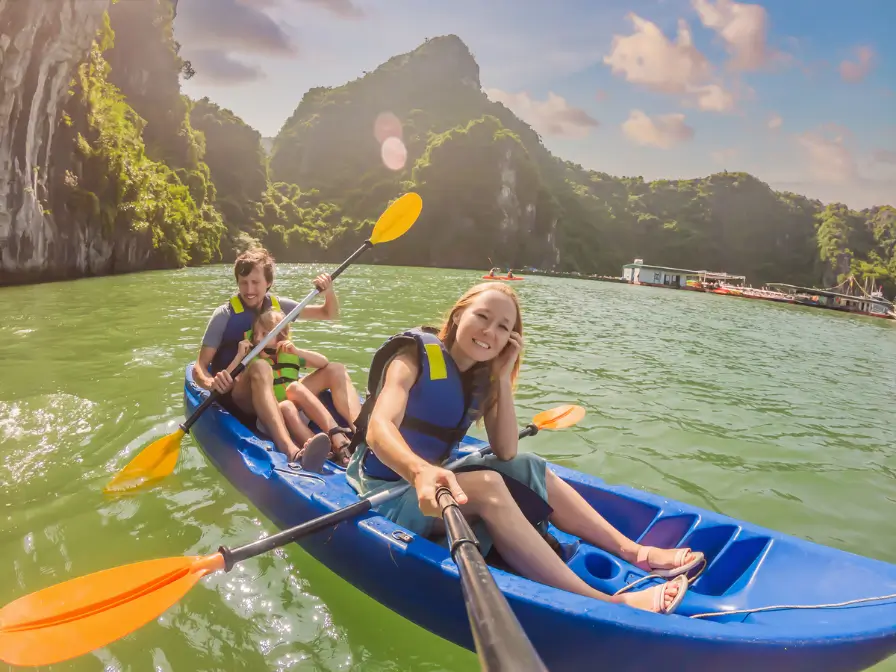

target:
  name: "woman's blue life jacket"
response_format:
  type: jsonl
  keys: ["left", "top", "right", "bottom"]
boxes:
{"left": 354, "top": 326, "right": 490, "bottom": 481}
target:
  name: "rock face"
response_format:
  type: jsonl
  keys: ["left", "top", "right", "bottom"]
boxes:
{"left": 0, "top": 0, "right": 111, "bottom": 285}
{"left": 270, "top": 34, "right": 560, "bottom": 270}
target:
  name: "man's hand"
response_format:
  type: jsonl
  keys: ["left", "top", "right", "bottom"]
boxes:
{"left": 313, "top": 273, "right": 333, "bottom": 295}
{"left": 211, "top": 370, "right": 234, "bottom": 395}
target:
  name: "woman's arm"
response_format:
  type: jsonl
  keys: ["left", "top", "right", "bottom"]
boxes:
{"left": 483, "top": 330, "right": 523, "bottom": 460}
{"left": 366, "top": 348, "right": 431, "bottom": 482}
{"left": 366, "top": 347, "right": 468, "bottom": 515}
{"left": 483, "top": 377, "right": 519, "bottom": 460}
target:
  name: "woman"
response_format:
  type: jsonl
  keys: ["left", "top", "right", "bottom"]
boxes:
{"left": 346, "top": 282, "right": 702, "bottom": 614}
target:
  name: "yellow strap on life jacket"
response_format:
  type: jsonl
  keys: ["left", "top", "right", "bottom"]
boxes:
{"left": 231, "top": 294, "right": 279, "bottom": 314}
{"left": 424, "top": 343, "right": 448, "bottom": 381}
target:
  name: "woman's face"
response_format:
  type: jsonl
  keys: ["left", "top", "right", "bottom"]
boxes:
{"left": 453, "top": 290, "right": 517, "bottom": 363}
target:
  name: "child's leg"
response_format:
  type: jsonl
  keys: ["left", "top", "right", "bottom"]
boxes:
{"left": 285, "top": 382, "right": 340, "bottom": 432}
{"left": 285, "top": 382, "right": 352, "bottom": 464}
{"left": 279, "top": 400, "right": 315, "bottom": 446}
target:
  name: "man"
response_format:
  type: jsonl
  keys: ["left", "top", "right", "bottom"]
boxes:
{"left": 192, "top": 248, "right": 362, "bottom": 461}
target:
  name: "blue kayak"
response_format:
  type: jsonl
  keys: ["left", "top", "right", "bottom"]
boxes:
{"left": 183, "top": 365, "right": 896, "bottom": 671}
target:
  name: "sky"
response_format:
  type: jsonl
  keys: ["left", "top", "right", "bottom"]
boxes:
{"left": 174, "top": 0, "right": 896, "bottom": 209}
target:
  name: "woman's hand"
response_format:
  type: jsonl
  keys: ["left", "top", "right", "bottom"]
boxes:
{"left": 495, "top": 330, "right": 523, "bottom": 381}
{"left": 412, "top": 464, "right": 467, "bottom": 517}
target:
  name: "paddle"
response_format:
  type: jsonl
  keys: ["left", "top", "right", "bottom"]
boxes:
{"left": 0, "top": 405, "right": 583, "bottom": 668}
{"left": 102, "top": 192, "right": 424, "bottom": 494}
{"left": 437, "top": 487, "right": 547, "bottom": 671}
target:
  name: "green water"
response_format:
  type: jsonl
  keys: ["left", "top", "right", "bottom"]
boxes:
{"left": 1, "top": 264, "right": 895, "bottom": 671}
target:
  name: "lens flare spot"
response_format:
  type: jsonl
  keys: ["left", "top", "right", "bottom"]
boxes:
{"left": 381, "top": 136, "right": 407, "bottom": 171}
{"left": 374, "top": 111, "right": 403, "bottom": 144}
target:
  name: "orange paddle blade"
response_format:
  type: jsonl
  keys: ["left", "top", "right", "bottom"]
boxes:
{"left": 0, "top": 553, "right": 224, "bottom": 667}
{"left": 533, "top": 405, "right": 586, "bottom": 430}
{"left": 103, "top": 428, "right": 184, "bottom": 494}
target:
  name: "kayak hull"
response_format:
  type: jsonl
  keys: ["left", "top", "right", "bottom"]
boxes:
{"left": 183, "top": 365, "right": 896, "bottom": 671}
{"left": 482, "top": 275, "right": 524, "bottom": 281}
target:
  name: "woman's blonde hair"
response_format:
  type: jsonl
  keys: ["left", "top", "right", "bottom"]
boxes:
{"left": 437, "top": 281, "right": 523, "bottom": 420}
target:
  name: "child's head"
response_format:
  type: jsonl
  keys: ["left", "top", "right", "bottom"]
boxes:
{"left": 252, "top": 310, "right": 289, "bottom": 349}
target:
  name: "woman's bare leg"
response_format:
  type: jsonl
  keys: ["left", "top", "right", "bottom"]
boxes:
{"left": 544, "top": 469, "right": 699, "bottom": 570}
{"left": 454, "top": 470, "right": 682, "bottom": 612}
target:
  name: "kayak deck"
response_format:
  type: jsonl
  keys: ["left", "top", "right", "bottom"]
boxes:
{"left": 183, "top": 365, "right": 896, "bottom": 671}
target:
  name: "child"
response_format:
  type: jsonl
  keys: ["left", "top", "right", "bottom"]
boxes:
{"left": 228, "top": 309, "right": 353, "bottom": 470}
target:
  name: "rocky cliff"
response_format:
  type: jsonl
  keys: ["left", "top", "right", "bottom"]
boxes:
{"left": 0, "top": 0, "right": 222, "bottom": 286}
{"left": 270, "top": 35, "right": 559, "bottom": 270}
{"left": 2, "top": 15, "right": 893, "bottom": 291}
{"left": 0, "top": 0, "right": 111, "bottom": 284}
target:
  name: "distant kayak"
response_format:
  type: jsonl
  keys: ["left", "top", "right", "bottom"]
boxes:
{"left": 482, "top": 275, "right": 524, "bottom": 281}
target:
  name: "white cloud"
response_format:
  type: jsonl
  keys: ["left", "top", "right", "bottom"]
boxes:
{"left": 796, "top": 129, "right": 857, "bottom": 183}
{"left": 175, "top": 0, "right": 364, "bottom": 86}
{"left": 603, "top": 13, "right": 736, "bottom": 112}
{"left": 873, "top": 149, "right": 896, "bottom": 165}
{"left": 622, "top": 110, "right": 695, "bottom": 148}
{"left": 186, "top": 49, "right": 265, "bottom": 84}
{"left": 712, "top": 147, "right": 739, "bottom": 164}
{"left": 767, "top": 113, "right": 783, "bottom": 130}
{"left": 486, "top": 89, "right": 600, "bottom": 139}
{"left": 692, "top": 0, "right": 772, "bottom": 71}
{"left": 784, "top": 125, "right": 896, "bottom": 207}
{"left": 839, "top": 46, "right": 875, "bottom": 83}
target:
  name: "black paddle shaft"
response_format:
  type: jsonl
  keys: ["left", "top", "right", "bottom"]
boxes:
{"left": 180, "top": 239, "right": 375, "bottom": 434}
{"left": 436, "top": 487, "right": 549, "bottom": 672}
{"left": 218, "top": 497, "right": 374, "bottom": 570}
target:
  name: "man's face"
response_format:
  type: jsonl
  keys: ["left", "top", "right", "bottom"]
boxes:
{"left": 237, "top": 265, "right": 269, "bottom": 310}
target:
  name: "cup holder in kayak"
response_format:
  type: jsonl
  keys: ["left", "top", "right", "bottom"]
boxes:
{"left": 584, "top": 551, "right": 621, "bottom": 580}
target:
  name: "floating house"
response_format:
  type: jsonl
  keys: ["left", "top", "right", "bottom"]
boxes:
{"left": 766, "top": 281, "right": 895, "bottom": 319}
{"left": 622, "top": 259, "right": 745, "bottom": 290}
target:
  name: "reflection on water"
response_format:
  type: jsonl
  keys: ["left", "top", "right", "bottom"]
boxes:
{"left": 1, "top": 265, "right": 894, "bottom": 670}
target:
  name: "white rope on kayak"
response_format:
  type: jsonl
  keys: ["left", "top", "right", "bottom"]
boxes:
{"left": 611, "top": 565, "right": 896, "bottom": 620}
{"left": 689, "top": 592, "right": 896, "bottom": 619}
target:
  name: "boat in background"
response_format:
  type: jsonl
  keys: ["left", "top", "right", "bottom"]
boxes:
{"left": 766, "top": 276, "right": 895, "bottom": 319}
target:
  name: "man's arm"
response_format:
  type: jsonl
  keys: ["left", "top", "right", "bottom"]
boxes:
{"left": 297, "top": 273, "right": 339, "bottom": 320}
{"left": 192, "top": 306, "right": 228, "bottom": 390}
{"left": 193, "top": 346, "right": 219, "bottom": 390}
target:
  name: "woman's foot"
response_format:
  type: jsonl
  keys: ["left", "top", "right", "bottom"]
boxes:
{"left": 629, "top": 545, "right": 704, "bottom": 578}
{"left": 614, "top": 575, "right": 688, "bottom": 614}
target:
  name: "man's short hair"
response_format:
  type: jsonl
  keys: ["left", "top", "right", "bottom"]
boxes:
{"left": 234, "top": 248, "right": 275, "bottom": 285}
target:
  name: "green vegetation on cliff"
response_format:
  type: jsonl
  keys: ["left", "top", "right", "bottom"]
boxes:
{"left": 40, "top": 14, "right": 895, "bottom": 293}
{"left": 61, "top": 12, "right": 223, "bottom": 268}
{"left": 266, "top": 34, "right": 894, "bottom": 293}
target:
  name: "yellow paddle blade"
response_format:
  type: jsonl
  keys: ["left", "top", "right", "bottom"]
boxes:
{"left": 533, "top": 405, "right": 586, "bottom": 430}
{"left": 102, "top": 428, "right": 184, "bottom": 494}
{"left": 0, "top": 553, "right": 224, "bottom": 667}
{"left": 369, "top": 192, "right": 422, "bottom": 244}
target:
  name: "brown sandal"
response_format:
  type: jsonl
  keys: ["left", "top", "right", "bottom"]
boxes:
{"left": 327, "top": 427, "right": 354, "bottom": 466}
